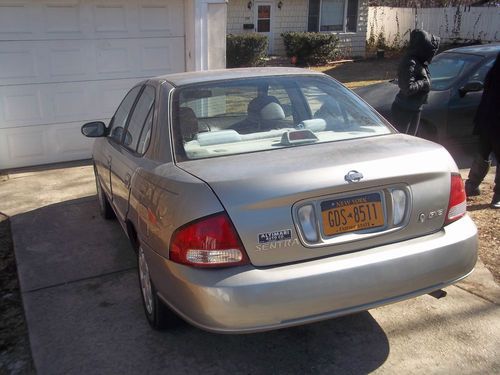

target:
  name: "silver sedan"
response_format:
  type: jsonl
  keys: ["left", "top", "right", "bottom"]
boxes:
{"left": 81, "top": 68, "right": 477, "bottom": 333}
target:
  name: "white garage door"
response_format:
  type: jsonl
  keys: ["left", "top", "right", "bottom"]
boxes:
{"left": 0, "top": 0, "right": 185, "bottom": 170}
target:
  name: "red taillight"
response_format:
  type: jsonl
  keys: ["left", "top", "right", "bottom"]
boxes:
{"left": 445, "top": 173, "right": 467, "bottom": 225}
{"left": 169, "top": 212, "right": 249, "bottom": 268}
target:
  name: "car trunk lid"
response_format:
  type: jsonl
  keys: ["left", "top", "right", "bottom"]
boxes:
{"left": 177, "top": 134, "right": 457, "bottom": 267}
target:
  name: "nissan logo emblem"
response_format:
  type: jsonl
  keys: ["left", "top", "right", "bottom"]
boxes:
{"left": 344, "top": 170, "right": 364, "bottom": 183}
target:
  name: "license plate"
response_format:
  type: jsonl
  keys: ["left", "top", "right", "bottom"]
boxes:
{"left": 321, "top": 193, "right": 385, "bottom": 236}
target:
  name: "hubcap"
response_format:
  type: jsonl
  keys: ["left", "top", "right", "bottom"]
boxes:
{"left": 138, "top": 248, "right": 154, "bottom": 315}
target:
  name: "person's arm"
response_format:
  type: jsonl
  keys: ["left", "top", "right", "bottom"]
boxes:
{"left": 399, "top": 60, "right": 430, "bottom": 97}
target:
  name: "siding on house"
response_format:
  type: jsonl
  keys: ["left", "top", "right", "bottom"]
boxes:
{"left": 341, "top": 0, "right": 368, "bottom": 58}
{"left": 227, "top": 0, "right": 368, "bottom": 58}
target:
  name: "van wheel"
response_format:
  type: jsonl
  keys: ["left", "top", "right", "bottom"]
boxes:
{"left": 95, "top": 174, "right": 115, "bottom": 220}
{"left": 138, "top": 246, "right": 179, "bottom": 330}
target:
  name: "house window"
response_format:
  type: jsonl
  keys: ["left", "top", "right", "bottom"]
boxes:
{"left": 308, "top": 0, "right": 358, "bottom": 33}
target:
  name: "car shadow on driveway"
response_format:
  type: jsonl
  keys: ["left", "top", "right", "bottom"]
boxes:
{"left": 12, "top": 196, "right": 390, "bottom": 374}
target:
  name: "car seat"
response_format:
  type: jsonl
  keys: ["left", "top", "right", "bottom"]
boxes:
{"left": 179, "top": 107, "right": 199, "bottom": 141}
{"left": 231, "top": 95, "right": 285, "bottom": 134}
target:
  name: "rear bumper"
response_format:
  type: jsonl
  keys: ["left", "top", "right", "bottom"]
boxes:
{"left": 145, "top": 215, "right": 477, "bottom": 334}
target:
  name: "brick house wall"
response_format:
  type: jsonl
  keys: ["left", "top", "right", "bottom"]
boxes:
{"left": 227, "top": 0, "right": 367, "bottom": 58}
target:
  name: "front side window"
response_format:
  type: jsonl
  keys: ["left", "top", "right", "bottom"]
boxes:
{"left": 429, "top": 53, "right": 483, "bottom": 91}
{"left": 137, "top": 109, "right": 153, "bottom": 155}
{"left": 109, "top": 85, "right": 142, "bottom": 143}
{"left": 308, "top": 0, "right": 358, "bottom": 33}
{"left": 468, "top": 57, "right": 495, "bottom": 84}
{"left": 173, "top": 76, "right": 391, "bottom": 161}
{"left": 124, "top": 85, "right": 155, "bottom": 153}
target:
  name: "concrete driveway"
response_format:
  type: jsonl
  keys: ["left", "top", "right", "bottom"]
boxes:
{"left": 1, "top": 161, "right": 499, "bottom": 374}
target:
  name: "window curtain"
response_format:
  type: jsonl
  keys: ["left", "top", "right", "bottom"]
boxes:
{"left": 308, "top": 0, "right": 358, "bottom": 32}
{"left": 320, "top": 0, "right": 344, "bottom": 31}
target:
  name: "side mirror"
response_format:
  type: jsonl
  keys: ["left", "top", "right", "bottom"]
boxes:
{"left": 81, "top": 121, "right": 107, "bottom": 137}
{"left": 459, "top": 81, "right": 484, "bottom": 97}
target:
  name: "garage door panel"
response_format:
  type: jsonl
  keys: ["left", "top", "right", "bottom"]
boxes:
{"left": 49, "top": 46, "right": 88, "bottom": 78}
{"left": 4, "top": 127, "right": 47, "bottom": 161}
{"left": 0, "top": 122, "right": 96, "bottom": 169}
{"left": 0, "top": 0, "right": 185, "bottom": 169}
{"left": 53, "top": 90, "right": 90, "bottom": 120}
{"left": 96, "top": 42, "right": 133, "bottom": 75}
{"left": 0, "top": 2, "right": 35, "bottom": 36}
{"left": 0, "top": 37, "right": 184, "bottom": 86}
{"left": 52, "top": 124, "right": 95, "bottom": 155}
{"left": 0, "top": 0, "right": 184, "bottom": 41}
{"left": 0, "top": 78, "right": 141, "bottom": 129}
{"left": 0, "top": 46, "right": 40, "bottom": 81}
{"left": 44, "top": 2, "right": 83, "bottom": 34}
{"left": 139, "top": 37, "right": 184, "bottom": 74}
{"left": 2, "top": 90, "right": 44, "bottom": 123}
{"left": 93, "top": 3, "right": 130, "bottom": 33}
{"left": 139, "top": 0, "right": 184, "bottom": 34}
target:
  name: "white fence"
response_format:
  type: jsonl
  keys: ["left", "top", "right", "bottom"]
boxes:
{"left": 368, "top": 6, "right": 500, "bottom": 47}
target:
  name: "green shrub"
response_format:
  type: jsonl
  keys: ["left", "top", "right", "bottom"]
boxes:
{"left": 226, "top": 33, "right": 268, "bottom": 68}
{"left": 281, "top": 32, "right": 339, "bottom": 66}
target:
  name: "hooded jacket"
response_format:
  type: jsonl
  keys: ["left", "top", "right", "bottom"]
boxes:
{"left": 394, "top": 29, "right": 440, "bottom": 111}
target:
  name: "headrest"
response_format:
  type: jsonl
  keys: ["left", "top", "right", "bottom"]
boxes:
{"left": 247, "top": 96, "right": 280, "bottom": 119}
{"left": 260, "top": 102, "right": 285, "bottom": 121}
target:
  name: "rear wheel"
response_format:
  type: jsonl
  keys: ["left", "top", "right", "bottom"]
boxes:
{"left": 95, "top": 171, "right": 115, "bottom": 220}
{"left": 138, "top": 246, "right": 179, "bottom": 330}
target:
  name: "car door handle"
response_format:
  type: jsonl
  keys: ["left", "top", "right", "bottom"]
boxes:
{"left": 124, "top": 173, "right": 131, "bottom": 187}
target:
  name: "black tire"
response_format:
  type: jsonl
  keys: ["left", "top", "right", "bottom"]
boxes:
{"left": 95, "top": 170, "right": 115, "bottom": 220}
{"left": 137, "top": 246, "right": 179, "bottom": 330}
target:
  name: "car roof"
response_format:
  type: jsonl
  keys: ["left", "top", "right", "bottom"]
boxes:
{"left": 151, "top": 67, "right": 325, "bottom": 87}
{"left": 443, "top": 43, "right": 500, "bottom": 57}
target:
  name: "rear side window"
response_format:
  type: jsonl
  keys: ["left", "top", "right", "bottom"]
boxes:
{"left": 124, "top": 85, "right": 155, "bottom": 153}
{"left": 173, "top": 76, "right": 391, "bottom": 161}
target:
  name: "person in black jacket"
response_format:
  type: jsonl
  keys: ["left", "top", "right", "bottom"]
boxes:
{"left": 465, "top": 52, "right": 500, "bottom": 209}
{"left": 391, "top": 29, "right": 440, "bottom": 135}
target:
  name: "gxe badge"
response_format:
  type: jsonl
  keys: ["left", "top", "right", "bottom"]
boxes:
{"left": 344, "top": 170, "right": 364, "bottom": 183}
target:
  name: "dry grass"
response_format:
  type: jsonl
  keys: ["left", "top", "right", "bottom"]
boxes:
{"left": 310, "top": 57, "right": 399, "bottom": 88}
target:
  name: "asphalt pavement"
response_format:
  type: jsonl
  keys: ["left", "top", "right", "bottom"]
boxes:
{"left": 1, "top": 161, "right": 499, "bottom": 374}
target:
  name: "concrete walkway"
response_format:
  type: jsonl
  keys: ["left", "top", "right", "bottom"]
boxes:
{"left": 1, "top": 161, "right": 499, "bottom": 374}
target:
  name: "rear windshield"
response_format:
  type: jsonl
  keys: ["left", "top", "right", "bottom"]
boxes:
{"left": 429, "top": 52, "right": 483, "bottom": 90}
{"left": 172, "top": 75, "right": 392, "bottom": 161}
